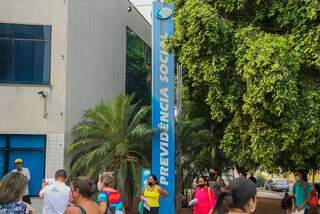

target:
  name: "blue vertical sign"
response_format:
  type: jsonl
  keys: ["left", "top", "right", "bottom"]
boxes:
{"left": 152, "top": 2, "right": 175, "bottom": 214}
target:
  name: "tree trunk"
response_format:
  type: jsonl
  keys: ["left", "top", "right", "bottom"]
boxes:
{"left": 312, "top": 170, "right": 315, "bottom": 183}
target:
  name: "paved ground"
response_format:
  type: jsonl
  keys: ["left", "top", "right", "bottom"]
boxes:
{"left": 257, "top": 187, "right": 287, "bottom": 200}
{"left": 256, "top": 198, "right": 282, "bottom": 214}
{"left": 176, "top": 198, "right": 283, "bottom": 214}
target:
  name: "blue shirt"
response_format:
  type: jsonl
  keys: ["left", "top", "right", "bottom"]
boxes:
{"left": 0, "top": 201, "right": 28, "bottom": 214}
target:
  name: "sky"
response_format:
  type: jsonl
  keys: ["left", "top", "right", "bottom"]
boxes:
{"left": 130, "top": 0, "right": 153, "bottom": 24}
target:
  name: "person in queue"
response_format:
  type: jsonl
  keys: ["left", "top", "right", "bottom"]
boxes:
{"left": 208, "top": 168, "right": 225, "bottom": 197}
{"left": 97, "top": 172, "right": 125, "bottom": 214}
{"left": 64, "top": 176, "right": 99, "bottom": 214}
{"left": 0, "top": 172, "right": 34, "bottom": 213}
{"left": 11, "top": 159, "right": 31, "bottom": 205}
{"left": 214, "top": 178, "right": 257, "bottom": 214}
{"left": 192, "top": 175, "right": 215, "bottom": 214}
{"left": 39, "top": 169, "right": 70, "bottom": 214}
{"left": 292, "top": 170, "right": 311, "bottom": 214}
{"left": 140, "top": 174, "right": 168, "bottom": 214}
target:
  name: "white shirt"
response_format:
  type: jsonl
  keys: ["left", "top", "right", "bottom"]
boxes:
{"left": 41, "top": 181, "right": 70, "bottom": 214}
{"left": 12, "top": 167, "right": 30, "bottom": 196}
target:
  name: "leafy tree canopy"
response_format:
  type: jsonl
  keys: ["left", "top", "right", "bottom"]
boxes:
{"left": 171, "top": 0, "right": 320, "bottom": 172}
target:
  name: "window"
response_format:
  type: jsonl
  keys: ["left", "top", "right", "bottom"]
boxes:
{"left": 126, "top": 27, "right": 151, "bottom": 106}
{"left": 0, "top": 135, "right": 46, "bottom": 196}
{"left": 0, "top": 23, "right": 51, "bottom": 84}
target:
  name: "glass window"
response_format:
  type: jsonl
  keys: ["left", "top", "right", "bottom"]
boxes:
{"left": 0, "top": 39, "right": 13, "bottom": 81}
{"left": 0, "top": 135, "right": 46, "bottom": 196}
{"left": 0, "top": 23, "right": 51, "bottom": 85}
{"left": 0, "top": 152, "right": 5, "bottom": 178}
{"left": 126, "top": 27, "right": 151, "bottom": 106}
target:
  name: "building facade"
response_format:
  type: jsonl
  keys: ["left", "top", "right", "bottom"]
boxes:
{"left": 0, "top": 0, "right": 151, "bottom": 208}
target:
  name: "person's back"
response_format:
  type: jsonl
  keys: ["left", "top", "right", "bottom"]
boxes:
{"left": 40, "top": 170, "right": 70, "bottom": 214}
{"left": 42, "top": 181, "right": 70, "bottom": 214}
{"left": 64, "top": 176, "right": 99, "bottom": 214}
{"left": 0, "top": 201, "right": 28, "bottom": 214}
{"left": 0, "top": 172, "right": 34, "bottom": 214}
{"left": 97, "top": 172, "right": 125, "bottom": 214}
{"left": 65, "top": 201, "right": 99, "bottom": 214}
{"left": 214, "top": 178, "right": 257, "bottom": 214}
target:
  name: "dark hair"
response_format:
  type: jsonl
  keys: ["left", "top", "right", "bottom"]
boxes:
{"left": 197, "top": 175, "right": 208, "bottom": 183}
{"left": 210, "top": 167, "right": 218, "bottom": 172}
{"left": 296, "top": 169, "right": 308, "bottom": 182}
{"left": 72, "top": 176, "right": 95, "bottom": 198}
{"left": 214, "top": 178, "right": 257, "bottom": 213}
{"left": 150, "top": 174, "right": 159, "bottom": 185}
{"left": 0, "top": 172, "right": 27, "bottom": 204}
{"left": 55, "top": 169, "right": 67, "bottom": 179}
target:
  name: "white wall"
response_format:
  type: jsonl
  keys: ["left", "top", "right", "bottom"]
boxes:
{"left": 127, "top": 1, "right": 151, "bottom": 46}
{"left": 0, "top": 0, "right": 68, "bottom": 134}
{"left": 65, "top": 0, "right": 151, "bottom": 135}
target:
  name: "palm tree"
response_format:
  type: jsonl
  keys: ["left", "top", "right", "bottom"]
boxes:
{"left": 67, "top": 94, "right": 152, "bottom": 211}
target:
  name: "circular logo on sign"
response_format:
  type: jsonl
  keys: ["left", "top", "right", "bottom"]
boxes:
{"left": 156, "top": 7, "right": 173, "bottom": 20}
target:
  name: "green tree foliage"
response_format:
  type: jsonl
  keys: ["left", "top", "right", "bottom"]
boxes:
{"left": 171, "top": 0, "right": 320, "bottom": 172}
{"left": 177, "top": 112, "right": 214, "bottom": 188}
{"left": 67, "top": 94, "right": 152, "bottom": 209}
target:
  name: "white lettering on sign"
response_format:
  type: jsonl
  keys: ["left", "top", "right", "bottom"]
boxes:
{"left": 159, "top": 33, "right": 170, "bottom": 186}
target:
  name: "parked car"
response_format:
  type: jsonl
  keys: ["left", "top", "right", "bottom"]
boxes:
{"left": 265, "top": 179, "right": 289, "bottom": 192}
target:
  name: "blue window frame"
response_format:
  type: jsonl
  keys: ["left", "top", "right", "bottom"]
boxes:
{"left": 0, "top": 135, "right": 46, "bottom": 196}
{"left": 0, "top": 23, "right": 51, "bottom": 84}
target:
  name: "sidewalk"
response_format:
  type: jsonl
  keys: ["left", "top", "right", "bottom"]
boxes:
{"left": 257, "top": 189, "right": 284, "bottom": 200}
{"left": 256, "top": 198, "right": 282, "bottom": 214}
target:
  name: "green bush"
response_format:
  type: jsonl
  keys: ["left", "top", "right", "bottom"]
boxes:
{"left": 256, "top": 174, "right": 267, "bottom": 187}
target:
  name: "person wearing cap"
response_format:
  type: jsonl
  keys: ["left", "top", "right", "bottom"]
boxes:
{"left": 11, "top": 158, "right": 31, "bottom": 205}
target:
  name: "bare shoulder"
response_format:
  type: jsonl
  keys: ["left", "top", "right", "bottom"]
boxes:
{"left": 64, "top": 206, "right": 80, "bottom": 214}
{"left": 85, "top": 202, "right": 100, "bottom": 214}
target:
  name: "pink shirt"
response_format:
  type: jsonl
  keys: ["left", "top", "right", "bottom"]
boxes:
{"left": 193, "top": 187, "right": 215, "bottom": 214}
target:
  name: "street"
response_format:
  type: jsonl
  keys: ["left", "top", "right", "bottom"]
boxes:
{"left": 256, "top": 198, "right": 282, "bottom": 214}
{"left": 177, "top": 188, "right": 284, "bottom": 214}
{"left": 176, "top": 198, "right": 282, "bottom": 214}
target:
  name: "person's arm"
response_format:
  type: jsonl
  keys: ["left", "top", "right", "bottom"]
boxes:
{"left": 25, "top": 168, "right": 31, "bottom": 182}
{"left": 157, "top": 186, "right": 168, "bottom": 198}
{"left": 208, "top": 188, "right": 215, "bottom": 214}
{"left": 292, "top": 184, "right": 296, "bottom": 212}
{"left": 98, "top": 202, "right": 107, "bottom": 214}
{"left": 220, "top": 178, "right": 226, "bottom": 192}
{"left": 23, "top": 202, "right": 34, "bottom": 214}
{"left": 140, "top": 188, "right": 146, "bottom": 202}
{"left": 39, "top": 183, "right": 48, "bottom": 199}
{"left": 97, "top": 193, "right": 107, "bottom": 214}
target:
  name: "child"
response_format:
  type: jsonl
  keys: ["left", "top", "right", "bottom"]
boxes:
{"left": 97, "top": 172, "right": 125, "bottom": 214}
{"left": 281, "top": 192, "right": 292, "bottom": 214}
